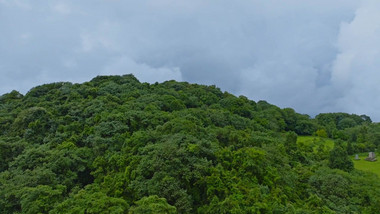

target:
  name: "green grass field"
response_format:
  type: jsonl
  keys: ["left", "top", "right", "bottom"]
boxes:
{"left": 297, "top": 136, "right": 334, "bottom": 151}
{"left": 352, "top": 153, "right": 380, "bottom": 177}
{"left": 297, "top": 136, "right": 380, "bottom": 177}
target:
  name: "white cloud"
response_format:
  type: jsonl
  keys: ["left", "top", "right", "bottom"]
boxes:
{"left": 62, "top": 58, "right": 78, "bottom": 69}
{"left": 19, "top": 33, "right": 32, "bottom": 43}
{"left": 52, "top": 3, "right": 71, "bottom": 15}
{"left": 331, "top": 0, "right": 380, "bottom": 119}
{"left": 3, "top": 0, "right": 380, "bottom": 120}
{"left": 102, "top": 56, "right": 182, "bottom": 83}
{"left": 79, "top": 22, "right": 121, "bottom": 52}
{"left": 0, "top": 0, "right": 31, "bottom": 9}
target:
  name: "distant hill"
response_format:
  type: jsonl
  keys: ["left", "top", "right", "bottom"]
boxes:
{"left": 1, "top": 74, "right": 380, "bottom": 213}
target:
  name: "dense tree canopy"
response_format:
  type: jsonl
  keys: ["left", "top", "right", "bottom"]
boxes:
{"left": 0, "top": 74, "right": 379, "bottom": 213}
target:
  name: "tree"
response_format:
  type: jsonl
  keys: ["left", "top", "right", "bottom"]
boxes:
{"left": 338, "top": 118, "right": 357, "bottom": 130}
{"left": 285, "top": 131, "right": 298, "bottom": 154}
{"left": 315, "top": 129, "right": 328, "bottom": 138}
{"left": 295, "top": 120, "right": 317, "bottom": 135}
{"left": 51, "top": 185, "right": 128, "bottom": 214}
{"left": 328, "top": 141, "right": 354, "bottom": 172}
{"left": 283, "top": 108, "right": 297, "bottom": 131}
{"left": 20, "top": 185, "right": 65, "bottom": 214}
{"left": 129, "top": 195, "right": 177, "bottom": 214}
{"left": 346, "top": 141, "right": 354, "bottom": 155}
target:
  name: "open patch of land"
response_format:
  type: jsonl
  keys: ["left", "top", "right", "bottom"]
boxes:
{"left": 352, "top": 153, "right": 380, "bottom": 177}
{"left": 297, "top": 136, "right": 334, "bottom": 151}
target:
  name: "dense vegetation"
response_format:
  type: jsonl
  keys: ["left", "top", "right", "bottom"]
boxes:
{"left": 1, "top": 74, "right": 380, "bottom": 213}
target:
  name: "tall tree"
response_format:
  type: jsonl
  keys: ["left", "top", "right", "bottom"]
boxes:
{"left": 328, "top": 140, "right": 354, "bottom": 172}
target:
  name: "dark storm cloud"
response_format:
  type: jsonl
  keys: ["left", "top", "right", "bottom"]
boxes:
{"left": 2, "top": 0, "right": 380, "bottom": 120}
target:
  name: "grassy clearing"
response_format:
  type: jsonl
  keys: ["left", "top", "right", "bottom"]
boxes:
{"left": 352, "top": 153, "right": 380, "bottom": 177}
{"left": 297, "top": 136, "right": 334, "bottom": 151}
{"left": 297, "top": 136, "right": 380, "bottom": 177}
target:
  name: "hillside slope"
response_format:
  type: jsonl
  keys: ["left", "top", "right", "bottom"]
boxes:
{"left": 1, "top": 74, "right": 380, "bottom": 213}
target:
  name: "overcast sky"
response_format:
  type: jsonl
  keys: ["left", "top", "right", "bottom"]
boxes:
{"left": 2, "top": 0, "right": 380, "bottom": 120}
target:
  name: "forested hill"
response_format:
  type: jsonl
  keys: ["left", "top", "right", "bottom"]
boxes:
{"left": 1, "top": 74, "right": 380, "bottom": 213}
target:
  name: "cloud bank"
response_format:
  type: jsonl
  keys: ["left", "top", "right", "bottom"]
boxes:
{"left": 2, "top": 0, "right": 380, "bottom": 120}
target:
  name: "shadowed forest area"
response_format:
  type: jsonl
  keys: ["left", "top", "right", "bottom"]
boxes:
{"left": 1, "top": 74, "right": 380, "bottom": 213}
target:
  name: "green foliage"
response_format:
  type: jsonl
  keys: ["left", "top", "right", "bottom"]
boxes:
{"left": 285, "top": 131, "right": 298, "bottom": 154}
{"left": 0, "top": 137, "right": 26, "bottom": 172}
{"left": 51, "top": 185, "right": 128, "bottom": 214}
{"left": 295, "top": 119, "right": 318, "bottom": 135}
{"left": 316, "top": 112, "right": 371, "bottom": 131}
{"left": 328, "top": 141, "right": 354, "bottom": 172}
{"left": 129, "top": 195, "right": 177, "bottom": 214}
{"left": 315, "top": 129, "right": 328, "bottom": 138}
{"left": 20, "top": 185, "right": 65, "bottom": 214}
{"left": 309, "top": 169, "right": 352, "bottom": 212}
{"left": 0, "top": 74, "right": 379, "bottom": 213}
{"left": 12, "top": 107, "right": 53, "bottom": 139}
{"left": 346, "top": 141, "right": 354, "bottom": 155}
{"left": 309, "top": 168, "right": 380, "bottom": 212}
